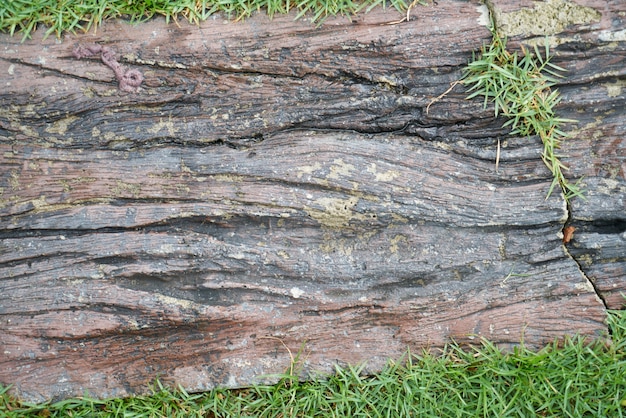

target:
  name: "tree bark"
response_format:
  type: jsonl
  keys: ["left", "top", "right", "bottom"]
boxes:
{"left": 0, "top": 0, "right": 624, "bottom": 402}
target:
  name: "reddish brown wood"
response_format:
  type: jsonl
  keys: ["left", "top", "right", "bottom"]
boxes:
{"left": 0, "top": 0, "right": 623, "bottom": 402}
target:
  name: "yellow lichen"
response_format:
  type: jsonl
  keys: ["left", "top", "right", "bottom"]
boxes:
{"left": 45, "top": 116, "right": 79, "bottom": 135}
{"left": 111, "top": 180, "right": 141, "bottom": 198}
{"left": 494, "top": 0, "right": 601, "bottom": 37}
{"left": 605, "top": 80, "right": 626, "bottom": 98}
{"left": 327, "top": 159, "right": 355, "bottom": 180}
{"left": 305, "top": 196, "right": 366, "bottom": 230}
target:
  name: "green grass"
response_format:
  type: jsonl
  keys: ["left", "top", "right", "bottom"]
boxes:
{"left": 2, "top": 307, "right": 626, "bottom": 417}
{"left": 461, "top": 22, "right": 584, "bottom": 202}
{"left": 0, "top": 0, "right": 426, "bottom": 40}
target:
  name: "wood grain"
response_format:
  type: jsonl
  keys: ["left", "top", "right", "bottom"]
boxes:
{"left": 0, "top": 0, "right": 623, "bottom": 402}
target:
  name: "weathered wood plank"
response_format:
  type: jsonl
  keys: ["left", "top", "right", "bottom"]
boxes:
{"left": 507, "top": 0, "right": 626, "bottom": 309}
{"left": 0, "top": 1, "right": 487, "bottom": 148}
{"left": 0, "top": 0, "right": 623, "bottom": 402}
{"left": 479, "top": 0, "right": 626, "bottom": 309}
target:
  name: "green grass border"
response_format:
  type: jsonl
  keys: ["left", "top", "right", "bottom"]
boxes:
{"left": 2, "top": 307, "right": 625, "bottom": 417}
{"left": 0, "top": 0, "right": 427, "bottom": 40}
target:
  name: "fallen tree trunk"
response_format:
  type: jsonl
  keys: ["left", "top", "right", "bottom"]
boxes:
{"left": 0, "top": 0, "right": 624, "bottom": 402}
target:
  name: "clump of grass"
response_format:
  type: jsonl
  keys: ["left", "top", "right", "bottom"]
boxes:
{"left": 0, "top": 0, "right": 425, "bottom": 40}
{"left": 2, "top": 307, "right": 625, "bottom": 417}
{"left": 462, "top": 23, "right": 584, "bottom": 202}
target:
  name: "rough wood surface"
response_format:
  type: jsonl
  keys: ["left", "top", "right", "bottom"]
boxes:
{"left": 0, "top": 0, "right": 624, "bottom": 402}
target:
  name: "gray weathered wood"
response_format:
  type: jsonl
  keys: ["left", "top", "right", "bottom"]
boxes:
{"left": 0, "top": 0, "right": 623, "bottom": 402}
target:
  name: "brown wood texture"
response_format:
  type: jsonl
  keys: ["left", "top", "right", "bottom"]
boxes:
{"left": 0, "top": 0, "right": 624, "bottom": 402}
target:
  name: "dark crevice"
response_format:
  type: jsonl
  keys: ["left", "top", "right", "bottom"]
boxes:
{"left": 574, "top": 219, "right": 626, "bottom": 235}
{"left": 100, "top": 136, "right": 251, "bottom": 151}
{"left": 562, "top": 202, "right": 609, "bottom": 310}
{"left": 2, "top": 56, "right": 114, "bottom": 87}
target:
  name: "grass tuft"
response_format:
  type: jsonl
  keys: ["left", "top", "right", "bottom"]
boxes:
{"left": 2, "top": 307, "right": 625, "bottom": 417}
{"left": 0, "top": 0, "right": 427, "bottom": 40}
{"left": 461, "top": 22, "right": 584, "bottom": 202}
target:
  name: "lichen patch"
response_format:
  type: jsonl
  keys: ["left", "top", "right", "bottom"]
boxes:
{"left": 495, "top": 0, "right": 601, "bottom": 37}
{"left": 154, "top": 293, "right": 199, "bottom": 311}
{"left": 327, "top": 159, "right": 355, "bottom": 180}
{"left": 367, "top": 163, "right": 399, "bottom": 182}
{"left": 305, "top": 196, "right": 368, "bottom": 229}
{"left": 604, "top": 80, "right": 626, "bottom": 98}
{"left": 147, "top": 117, "right": 177, "bottom": 136}
{"left": 45, "top": 116, "right": 79, "bottom": 135}
{"left": 297, "top": 162, "right": 322, "bottom": 179}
